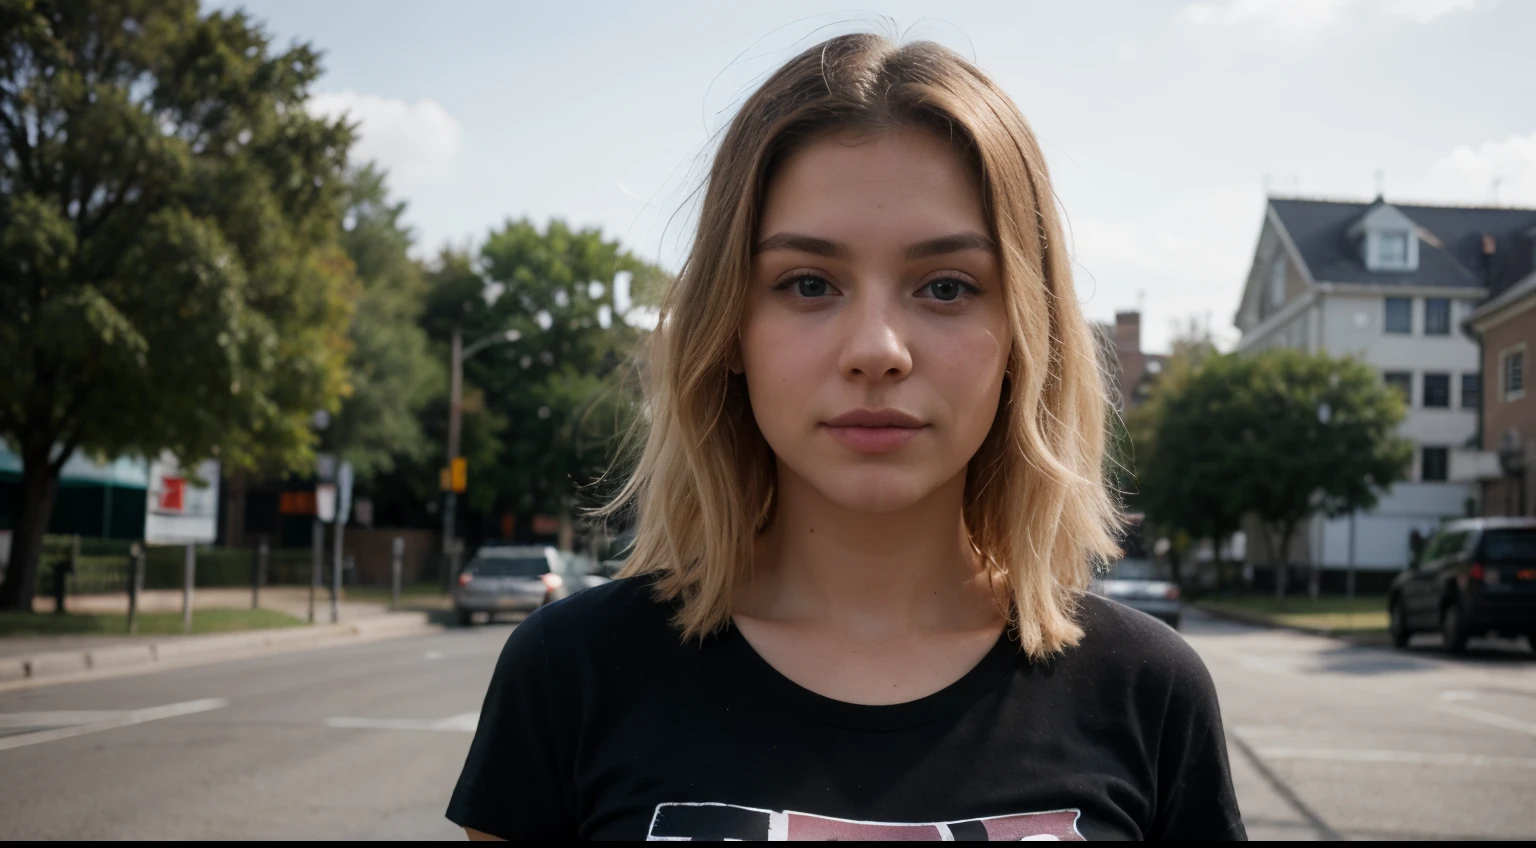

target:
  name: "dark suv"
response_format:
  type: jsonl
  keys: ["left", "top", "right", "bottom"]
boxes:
{"left": 1388, "top": 517, "right": 1536, "bottom": 653}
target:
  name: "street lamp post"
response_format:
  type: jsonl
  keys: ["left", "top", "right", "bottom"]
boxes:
{"left": 442, "top": 328, "right": 522, "bottom": 578}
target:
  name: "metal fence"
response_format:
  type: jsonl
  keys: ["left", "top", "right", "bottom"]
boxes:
{"left": 39, "top": 535, "right": 318, "bottom": 596}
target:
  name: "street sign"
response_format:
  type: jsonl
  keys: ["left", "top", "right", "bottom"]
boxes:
{"left": 315, "top": 452, "right": 337, "bottom": 483}
{"left": 450, "top": 457, "right": 467, "bottom": 493}
{"left": 316, "top": 483, "right": 337, "bottom": 523}
{"left": 337, "top": 460, "right": 354, "bottom": 525}
{"left": 144, "top": 454, "right": 220, "bottom": 544}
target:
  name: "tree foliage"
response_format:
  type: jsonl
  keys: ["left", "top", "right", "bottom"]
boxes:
{"left": 0, "top": 1, "right": 355, "bottom": 607}
{"left": 322, "top": 164, "right": 436, "bottom": 483}
{"left": 1134, "top": 346, "right": 1413, "bottom": 594}
{"left": 416, "top": 220, "right": 667, "bottom": 529}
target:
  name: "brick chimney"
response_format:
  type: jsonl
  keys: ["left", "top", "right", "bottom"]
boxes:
{"left": 1114, "top": 311, "right": 1141, "bottom": 354}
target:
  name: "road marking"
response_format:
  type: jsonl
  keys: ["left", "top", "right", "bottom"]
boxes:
{"left": 1258, "top": 747, "right": 1536, "bottom": 769}
{"left": 0, "top": 698, "right": 228, "bottom": 753}
{"left": 423, "top": 651, "right": 444, "bottom": 660}
{"left": 325, "top": 711, "right": 478, "bottom": 733}
{"left": 1432, "top": 703, "right": 1536, "bottom": 738}
{"left": 0, "top": 710, "right": 122, "bottom": 728}
{"left": 1438, "top": 690, "right": 1477, "bottom": 702}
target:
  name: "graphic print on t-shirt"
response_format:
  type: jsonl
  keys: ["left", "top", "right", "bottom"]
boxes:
{"left": 646, "top": 802, "right": 1084, "bottom": 841}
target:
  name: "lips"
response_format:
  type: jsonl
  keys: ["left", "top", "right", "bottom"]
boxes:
{"left": 821, "top": 408, "right": 927, "bottom": 454}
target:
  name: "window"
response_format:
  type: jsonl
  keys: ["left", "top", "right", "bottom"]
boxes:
{"left": 1504, "top": 348, "right": 1525, "bottom": 400}
{"left": 1378, "top": 231, "right": 1410, "bottom": 267}
{"left": 1424, "top": 298, "right": 1450, "bottom": 335}
{"left": 1461, "top": 374, "right": 1480, "bottom": 409}
{"left": 1422, "top": 373, "right": 1450, "bottom": 408}
{"left": 1421, "top": 447, "right": 1449, "bottom": 482}
{"left": 1384, "top": 297, "right": 1412, "bottom": 334}
{"left": 1384, "top": 371, "right": 1412, "bottom": 405}
{"left": 1268, "top": 258, "right": 1286, "bottom": 307}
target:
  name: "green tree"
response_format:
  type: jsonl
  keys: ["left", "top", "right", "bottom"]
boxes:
{"left": 0, "top": 2, "right": 355, "bottom": 608}
{"left": 418, "top": 220, "right": 666, "bottom": 536}
{"left": 1149, "top": 349, "right": 1413, "bottom": 598}
{"left": 1124, "top": 323, "right": 1226, "bottom": 588}
{"left": 322, "top": 164, "right": 437, "bottom": 482}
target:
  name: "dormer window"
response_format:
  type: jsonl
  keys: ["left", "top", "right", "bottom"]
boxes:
{"left": 1376, "top": 231, "right": 1409, "bottom": 267}
{"left": 1348, "top": 203, "right": 1420, "bottom": 273}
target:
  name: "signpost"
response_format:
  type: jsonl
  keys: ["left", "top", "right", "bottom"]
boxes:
{"left": 390, "top": 536, "right": 405, "bottom": 611}
{"left": 144, "top": 454, "right": 220, "bottom": 634}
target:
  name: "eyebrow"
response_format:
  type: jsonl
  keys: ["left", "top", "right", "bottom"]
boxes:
{"left": 753, "top": 231, "right": 995, "bottom": 260}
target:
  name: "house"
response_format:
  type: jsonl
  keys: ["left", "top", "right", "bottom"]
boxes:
{"left": 1462, "top": 249, "right": 1536, "bottom": 517}
{"left": 1233, "top": 194, "right": 1536, "bottom": 575}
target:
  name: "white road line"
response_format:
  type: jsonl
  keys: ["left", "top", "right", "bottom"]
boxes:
{"left": 325, "top": 711, "right": 478, "bottom": 733}
{"left": 0, "top": 710, "right": 123, "bottom": 728}
{"left": 1257, "top": 747, "right": 1536, "bottom": 769}
{"left": 0, "top": 698, "right": 228, "bottom": 753}
{"left": 423, "top": 651, "right": 444, "bottom": 660}
{"left": 1432, "top": 703, "right": 1536, "bottom": 738}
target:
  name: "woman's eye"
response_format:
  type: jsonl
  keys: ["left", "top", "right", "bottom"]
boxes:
{"left": 783, "top": 275, "right": 834, "bottom": 297}
{"left": 920, "top": 278, "right": 972, "bottom": 302}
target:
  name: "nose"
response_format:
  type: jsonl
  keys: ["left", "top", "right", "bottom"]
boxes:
{"left": 837, "top": 290, "right": 912, "bottom": 382}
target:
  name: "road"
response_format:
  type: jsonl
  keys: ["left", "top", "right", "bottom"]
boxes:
{"left": 0, "top": 609, "right": 1532, "bottom": 840}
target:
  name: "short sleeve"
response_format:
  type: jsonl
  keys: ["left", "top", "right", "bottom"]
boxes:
{"left": 1146, "top": 650, "right": 1247, "bottom": 841}
{"left": 446, "top": 612, "right": 576, "bottom": 840}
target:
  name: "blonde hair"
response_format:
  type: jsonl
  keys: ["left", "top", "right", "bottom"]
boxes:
{"left": 602, "top": 33, "right": 1122, "bottom": 658}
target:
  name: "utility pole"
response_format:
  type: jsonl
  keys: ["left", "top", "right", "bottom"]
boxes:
{"left": 444, "top": 329, "right": 463, "bottom": 571}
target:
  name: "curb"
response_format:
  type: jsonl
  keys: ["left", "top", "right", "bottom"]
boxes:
{"left": 4, "top": 612, "right": 438, "bottom": 687}
{"left": 1192, "top": 603, "right": 1389, "bottom": 645}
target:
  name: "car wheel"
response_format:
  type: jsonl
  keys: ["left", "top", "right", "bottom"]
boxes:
{"left": 455, "top": 608, "right": 474, "bottom": 628}
{"left": 1440, "top": 602, "right": 1469, "bottom": 654}
{"left": 1389, "top": 598, "right": 1412, "bottom": 649}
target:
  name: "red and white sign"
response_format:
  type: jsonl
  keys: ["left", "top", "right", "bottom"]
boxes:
{"left": 145, "top": 454, "right": 220, "bottom": 544}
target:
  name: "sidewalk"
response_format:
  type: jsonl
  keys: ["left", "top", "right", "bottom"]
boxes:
{"left": 2, "top": 586, "right": 441, "bottom": 687}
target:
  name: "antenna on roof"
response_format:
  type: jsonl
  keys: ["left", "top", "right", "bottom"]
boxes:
{"left": 1491, "top": 177, "right": 1503, "bottom": 206}
{"left": 1374, "top": 169, "right": 1385, "bottom": 200}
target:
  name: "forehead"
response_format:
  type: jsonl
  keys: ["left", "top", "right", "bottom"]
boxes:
{"left": 757, "top": 126, "right": 987, "bottom": 246}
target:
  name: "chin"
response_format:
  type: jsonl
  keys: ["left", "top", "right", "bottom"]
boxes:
{"left": 800, "top": 465, "right": 946, "bottom": 514}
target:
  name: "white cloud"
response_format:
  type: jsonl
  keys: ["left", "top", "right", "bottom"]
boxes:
{"left": 1407, "top": 129, "right": 1536, "bottom": 206}
{"left": 1182, "top": 0, "right": 1479, "bottom": 33}
{"left": 308, "top": 91, "right": 462, "bottom": 192}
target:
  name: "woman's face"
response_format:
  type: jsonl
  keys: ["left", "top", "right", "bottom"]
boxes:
{"left": 741, "top": 126, "right": 1010, "bottom": 514}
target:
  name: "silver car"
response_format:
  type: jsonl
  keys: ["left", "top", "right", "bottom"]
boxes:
{"left": 1090, "top": 558, "right": 1182, "bottom": 629}
{"left": 453, "top": 546, "right": 571, "bottom": 626}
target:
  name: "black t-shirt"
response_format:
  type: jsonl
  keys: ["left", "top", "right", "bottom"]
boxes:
{"left": 447, "top": 576, "right": 1246, "bottom": 841}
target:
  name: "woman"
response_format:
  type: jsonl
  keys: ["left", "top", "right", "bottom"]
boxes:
{"left": 449, "top": 33, "right": 1245, "bottom": 841}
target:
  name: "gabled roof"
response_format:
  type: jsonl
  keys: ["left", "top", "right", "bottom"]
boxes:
{"left": 1269, "top": 197, "right": 1536, "bottom": 295}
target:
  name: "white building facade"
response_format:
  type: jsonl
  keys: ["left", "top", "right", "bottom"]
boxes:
{"left": 1233, "top": 197, "right": 1536, "bottom": 572}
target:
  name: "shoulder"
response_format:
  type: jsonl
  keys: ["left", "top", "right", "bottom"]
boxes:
{"left": 510, "top": 575, "right": 679, "bottom": 663}
{"left": 1066, "top": 594, "right": 1217, "bottom": 703}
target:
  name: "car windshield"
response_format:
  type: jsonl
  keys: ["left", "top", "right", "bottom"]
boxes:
{"left": 469, "top": 556, "right": 549, "bottom": 577}
{"left": 1482, "top": 530, "right": 1536, "bottom": 563}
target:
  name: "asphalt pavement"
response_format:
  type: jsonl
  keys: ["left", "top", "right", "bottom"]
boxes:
{"left": 0, "top": 608, "right": 1532, "bottom": 840}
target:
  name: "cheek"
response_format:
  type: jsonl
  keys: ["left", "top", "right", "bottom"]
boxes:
{"left": 931, "top": 323, "right": 1009, "bottom": 439}
{"left": 739, "top": 310, "right": 827, "bottom": 431}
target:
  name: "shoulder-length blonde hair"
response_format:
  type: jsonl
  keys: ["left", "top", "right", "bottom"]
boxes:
{"left": 603, "top": 33, "right": 1122, "bottom": 658}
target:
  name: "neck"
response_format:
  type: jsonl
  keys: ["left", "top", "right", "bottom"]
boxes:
{"left": 741, "top": 465, "right": 998, "bottom": 639}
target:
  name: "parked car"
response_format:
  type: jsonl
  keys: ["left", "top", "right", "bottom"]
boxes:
{"left": 1388, "top": 517, "right": 1536, "bottom": 653}
{"left": 452, "top": 545, "right": 573, "bottom": 626}
{"left": 1090, "top": 558, "right": 1182, "bottom": 629}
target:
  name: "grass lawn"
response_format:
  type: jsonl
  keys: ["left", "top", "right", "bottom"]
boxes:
{"left": 0, "top": 608, "right": 305, "bottom": 638}
{"left": 1199, "top": 594, "right": 1389, "bottom": 633}
{"left": 341, "top": 583, "right": 450, "bottom": 609}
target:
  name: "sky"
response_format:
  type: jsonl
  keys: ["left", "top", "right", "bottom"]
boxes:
{"left": 215, "top": 0, "right": 1536, "bottom": 352}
